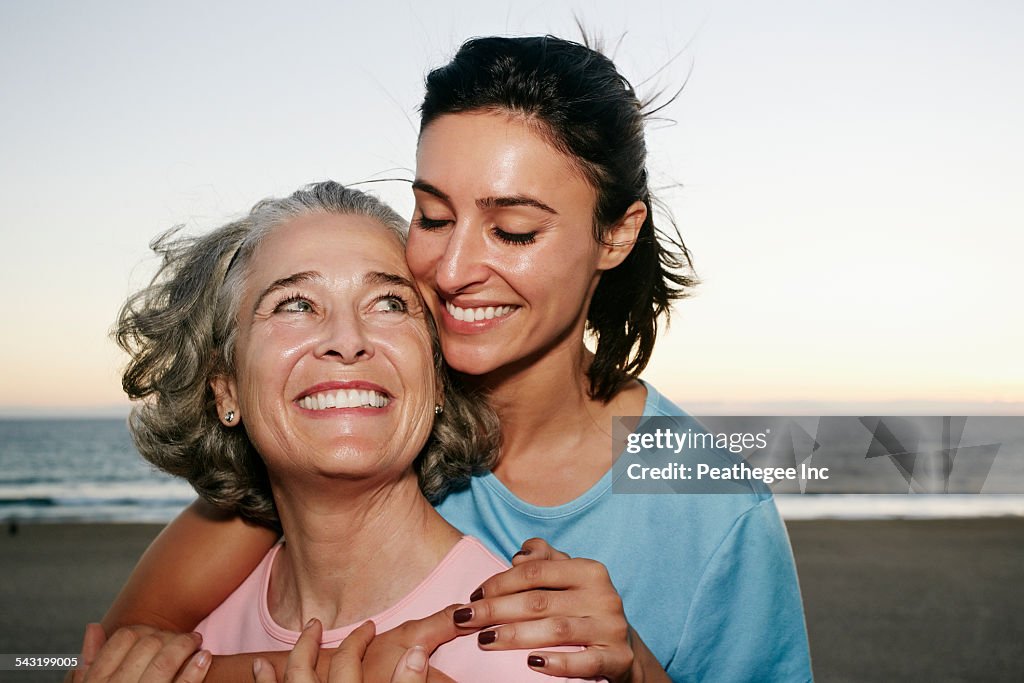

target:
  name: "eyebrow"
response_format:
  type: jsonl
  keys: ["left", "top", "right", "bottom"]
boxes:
{"left": 365, "top": 271, "right": 417, "bottom": 291}
{"left": 412, "top": 180, "right": 558, "bottom": 215}
{"left": 254, "top": 271, "right": 320, "bottom": 311}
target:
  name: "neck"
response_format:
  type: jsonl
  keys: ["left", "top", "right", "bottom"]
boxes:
{"left": 460, "top": 325, "right": 647, "bottom": 504}
{"left": 266, "top": 471, "right": 461, "bottom": 630}
{"left": 464, "top": 339, "right": 595, "bottom": 453}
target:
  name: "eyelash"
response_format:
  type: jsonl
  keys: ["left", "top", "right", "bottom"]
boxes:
{"left": 493, "top": 227, "right": 537, "bottom": 246}
{"left": 416, "top": 215, "right": 537, "bottom": 247}
{"left": 413, "top": 215, "right": 450, "bottom": 231}
{"left": 274, "top": 293, "right": 313, "bottom": 313}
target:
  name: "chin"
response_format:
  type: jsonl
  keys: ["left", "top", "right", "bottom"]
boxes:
{"left": 441, "top": 343, "right": 506, "bottom": 378}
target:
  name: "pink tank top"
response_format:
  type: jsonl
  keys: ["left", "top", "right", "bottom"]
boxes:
{"left": 196, "top": 536, "right": 582, "bottom": 682}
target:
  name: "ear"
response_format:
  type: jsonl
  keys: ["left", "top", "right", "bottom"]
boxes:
{"left": 210, "top": 374, "right": 240, "bottom": 426}
{"left": 597, "top": 200, "right": 647, "bottom": 271}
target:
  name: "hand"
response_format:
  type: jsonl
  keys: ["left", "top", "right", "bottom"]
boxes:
{"left": 251, "top": 617, "right": 458, "bottom": 683}
{"left": 452, "top": 538, "right": 665, "bottom": 682}
{"left": 73, "top": 623, "right": 211, "bottom": 683}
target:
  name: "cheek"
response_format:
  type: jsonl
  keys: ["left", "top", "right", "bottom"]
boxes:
{"left": 405, "top": 233, "right": 438, "bottom": 281}
{"left": 235, "top": 330, "right": 310, "bottom": 402}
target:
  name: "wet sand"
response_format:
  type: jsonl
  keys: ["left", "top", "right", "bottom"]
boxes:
{"left": 1, "top": 519, "right": 1022, "bottom": 681}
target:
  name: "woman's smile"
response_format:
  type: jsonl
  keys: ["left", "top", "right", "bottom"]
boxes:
{"left": 294, "top": 380, "right": 393, "bottom": 412}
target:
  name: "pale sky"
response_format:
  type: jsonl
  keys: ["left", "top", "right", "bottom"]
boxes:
{"left": 1, "top": 0, "right": 1021, "bottom": 416}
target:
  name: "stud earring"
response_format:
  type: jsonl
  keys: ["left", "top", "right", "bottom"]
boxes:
{"left": 434, "top": 405, "right": 444, "bottom": 415}
{"left": 224, "top": 410, "right": 235, "bottom": 423}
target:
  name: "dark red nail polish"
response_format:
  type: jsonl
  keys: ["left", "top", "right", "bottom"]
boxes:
{"left": 478, "top": 630, "right": 497, "bottom": 645}
{"left": 528, "top": 655, "right": 546, "bottom": 668}
{"left": 470, "top": 586, "right": 484, "bottom": 602}
{"left": 453, "top": 607, "right": 474, "bottom": 624}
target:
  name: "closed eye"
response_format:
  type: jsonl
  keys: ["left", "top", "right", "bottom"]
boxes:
{"left": 493, "top": 227, "right": 537, "bottom": 245}
{"left": 413, "top": 215, "right": 451, "bottom": 231}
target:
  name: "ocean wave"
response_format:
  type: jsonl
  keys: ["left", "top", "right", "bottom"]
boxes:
{"left": 775, "top": 494, "right": 1024, "bottom": 520}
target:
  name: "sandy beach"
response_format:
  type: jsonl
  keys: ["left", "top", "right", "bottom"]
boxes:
{"left": 1, "top": 519, "right": 1022, "bottom": 682}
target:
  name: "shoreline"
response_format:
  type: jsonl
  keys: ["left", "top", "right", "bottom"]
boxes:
{"left": 1, "top": 519, "right": 1022, "bottom": 681}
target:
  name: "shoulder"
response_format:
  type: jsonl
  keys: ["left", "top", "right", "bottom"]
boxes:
{"left": 195, "top": 544, "right": 285, "bottom": 653}
{"left": 637, "top": 380, "right": 685, "bottom": 418}
{"left": 444, "top": 536, "right": 510, "bottom": 578}
{"left": 623, "top": 381, "right": 773, "bottom": 501}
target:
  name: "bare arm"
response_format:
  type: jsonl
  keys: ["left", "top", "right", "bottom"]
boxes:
{"left": 102, "top": 498, "right": 280, "bottom": 633}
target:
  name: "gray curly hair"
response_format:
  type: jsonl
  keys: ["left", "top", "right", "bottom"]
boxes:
{"left": 116, "top": 181, "right": 499, "bottom": 529}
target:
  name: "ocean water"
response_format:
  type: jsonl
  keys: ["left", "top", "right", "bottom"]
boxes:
{"left": 1, "top": 418, "right": 1023, "bottom": 523}
{"left": 0, "top": 419, "right": 194, "bottom": 523}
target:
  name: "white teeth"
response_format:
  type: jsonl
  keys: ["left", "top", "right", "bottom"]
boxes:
{"left": 445, "top": 302, "right": 515, "bottom": 322}
{"left": 298, "top": 389, "right": 390, "bottom": 411}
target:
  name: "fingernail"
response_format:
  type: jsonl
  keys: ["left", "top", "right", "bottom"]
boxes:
{"left": 513, "top": 549, "right": 532, "bottom": 558}
{"left": 406, "top": 646, "right": 428, "bottom": 673}
{"left": 195, "top": 650, "right": 211, "bottom": 668}
{"left": 478, "top": 630, "right": 497, "bottom": 645}
{"left": 453, "top": 607, "right": 474, "bottom": 624}
{"left": 252, "top": 658, "right": 262, "bottom": 675}
{"left": 190, "top": 631, "right": 203, "bottom": 643}
{"left": 304, "top": 617, "right": 318, "bottom": 629}
{"left": 528, "top": 655, "right": 546, "bottom": 668}
{"left": 470, "top": 586, "right": 484, "bottom": 601}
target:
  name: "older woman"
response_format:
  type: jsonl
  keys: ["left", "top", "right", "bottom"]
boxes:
{"left": 98, "top": 181, "right": 581, "bottom": 682}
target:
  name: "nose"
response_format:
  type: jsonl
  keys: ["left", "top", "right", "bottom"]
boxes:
{"left": 315, "top": 308, "right": 374, "bottom": 363}
{"left": 434, "top": 221, "right": 489, "bottom": 294}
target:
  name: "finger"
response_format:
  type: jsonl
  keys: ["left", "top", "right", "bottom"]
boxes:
{"left": 510, "top": 538, "right": 571, "bottom": 566}
{"left": 73, "top": 623, "right": 107, "bottom": 683}
{"left": 85, "top": 627, "right": 149, "bottom": 681}
{"left": 388, "top": 646, "right": 428, "bottom": 683}
{"left": 328, "top": 620, "right": 376, "bottom": 682}
{"left": 389, "top": 648, "right": 459, "bottom": 683}
{"left": 108, "top": 632, "right": 166, "bottom": 683}
{"left": 173, "top": 650, "right": 211, "bottom": 683}
{"left": 475, "top": 615, "right": 608, "bottom": 651}
{"left": 285, "top": 619, "right": 323, "bottom": 681}
{"left": 251, "top": 657, "right": 277, "bottom": 683}
{"left": 526, "top": 649, "right": 616, "bottom": 680}
{"left": 393, "top": 604, "right": 476, "bottom": 650}
{"left": 468, "top": 558, "right": 608, "bottom": 606}
{"left": 139, "top": 632, "right": 203, "bottom": 682}
{"left": 363, "top": 607, "right": 472, "bottom": 682}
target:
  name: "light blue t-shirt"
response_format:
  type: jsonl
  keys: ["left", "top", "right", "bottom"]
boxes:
{"left": 435, "top": 383, "right": 813, "bottom": 682}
